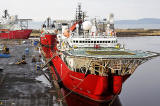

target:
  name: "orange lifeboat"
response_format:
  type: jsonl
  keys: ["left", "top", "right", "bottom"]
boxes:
{"left": 63, "top": 29, "right": 70, "bottom": 38}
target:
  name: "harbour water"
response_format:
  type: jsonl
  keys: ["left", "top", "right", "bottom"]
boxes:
{"left": 0, "top": 36, "right": 160, "bottom": 106}
{"left": 118, "top": 36, "right": 160, "bottom": 106}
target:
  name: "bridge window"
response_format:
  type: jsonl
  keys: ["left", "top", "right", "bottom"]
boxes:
{"left": 76, "top": 41, "right": 78, "bottom": 43}
{"left": 108, "top": 41, "right": 110, "bottom": 43}
{"left": 100, "top": 41, "right": 102, "bottom": 43}
{"left": 97, "top": 41, "right": 99, "bottom": 43}
{"left": 80, "top": 41, "right": 82, "bottom": 43}
{"left": 91, "top": 41, "right": 93, "bottom": 43}
{"left": 94, "top": 41, "right": 96, "bottom": 43}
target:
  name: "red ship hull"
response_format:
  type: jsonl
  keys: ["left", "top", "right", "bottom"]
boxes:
{"left": 0, "top": 29, "right": 32, "bottom": 39}
{"left": 40, "top": 34, "right": 131, "bottom": 102}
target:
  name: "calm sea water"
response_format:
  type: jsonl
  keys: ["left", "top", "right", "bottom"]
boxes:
{"left": 118, "top": 36, "right": 160, "bottom": 106}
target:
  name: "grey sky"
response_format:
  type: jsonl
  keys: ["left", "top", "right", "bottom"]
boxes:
{"left": 0, "top": 0, "right": 160, "bottom": 21}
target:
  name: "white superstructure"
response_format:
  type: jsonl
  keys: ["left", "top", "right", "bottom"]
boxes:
{"left": 58, "top": 15, "right": 119, "bottom": 49}
{"left": 0, "top": 10, "right": 31, "bottom": 30}
{"left": 67, "top": 33, "right": 118, "bottom": 48}
{"left": 57, "top": 4, "right": 119, "bottom": 50}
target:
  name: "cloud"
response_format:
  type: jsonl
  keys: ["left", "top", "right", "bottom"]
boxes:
{"left": 0, "top": 0, "right": 159, "bottom": 21}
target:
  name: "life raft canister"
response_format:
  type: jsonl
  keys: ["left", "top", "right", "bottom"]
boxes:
{"left": 112, "top": 75, "right": 122, "bottom": 95}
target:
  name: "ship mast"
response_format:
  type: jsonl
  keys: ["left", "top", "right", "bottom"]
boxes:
{"left": 47, "top": 17, "right": 51, "bottom": 28}
{"left": 76, "top": 3, "right": 83, "bottom": 35}
{"left": 3, "top": 10, "right": 9, "bottom": 18}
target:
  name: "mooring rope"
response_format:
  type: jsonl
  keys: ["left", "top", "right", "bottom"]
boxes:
{"left": 58, "top": 75, "right": 87, "bottom": 101}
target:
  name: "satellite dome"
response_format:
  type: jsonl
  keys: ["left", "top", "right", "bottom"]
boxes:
{"left": 82, "top": 21, "right": 92, "bottom": 30}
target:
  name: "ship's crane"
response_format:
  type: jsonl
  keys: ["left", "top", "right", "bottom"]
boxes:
{"left": 3, "top": 10, "right": 9, "bottom": 18}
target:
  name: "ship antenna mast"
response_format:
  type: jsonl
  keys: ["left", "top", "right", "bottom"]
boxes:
{"left": 47, "top": 17, "right": 51, "bottom": 28}
{"left": 76, "top": 3, "right": 83, "bottom": 35}
{"left": 3, "top": 10, "right": 9, "bottom": 18}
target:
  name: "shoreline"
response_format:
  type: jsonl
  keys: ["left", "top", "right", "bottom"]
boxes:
{"left": 30, "top": 29, "right": 160, "bottom": 37}
{"left": 115, "top": 29, "right": 160, "bottom": 37}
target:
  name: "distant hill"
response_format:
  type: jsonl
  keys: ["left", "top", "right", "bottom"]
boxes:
{"left": 29, "top": 20, "right": 70, "bottom": 29}
{"left": 29, "top": 18, "right": 160, "bottom": 29}
{"left": 115, "top": 18, "right": 160, "bottom": 24}
{"left": 29, "top": 21, "right": 43, "bottom": 29}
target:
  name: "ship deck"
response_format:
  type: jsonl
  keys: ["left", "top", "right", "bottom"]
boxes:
{"left": 64, "top": 48, "right": 159, "bottom": 59}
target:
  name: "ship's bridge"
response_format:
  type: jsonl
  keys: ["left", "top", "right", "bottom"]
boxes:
{"left": 68, "top": 34, "right": 118, "bottom": 48}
